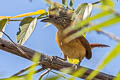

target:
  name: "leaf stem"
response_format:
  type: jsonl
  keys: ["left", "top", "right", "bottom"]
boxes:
{"left": 0, "top": 30, "right": 30, "bottom": 58}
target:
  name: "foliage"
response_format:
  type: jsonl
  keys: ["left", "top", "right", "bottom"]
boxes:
{"left": 17, "top": 17, "right": 37, "bottom": 45}
{"left": 0, "top": 0, "right": 120, "bottom": 80}
{"left": 0, "top": 9, "right": 46, "bottom": 45}
{"left": 0, "top": 19, "right": 8, "bottom": 37}
{"left": 0, "top": 9, "right": 45, "bottom": 19}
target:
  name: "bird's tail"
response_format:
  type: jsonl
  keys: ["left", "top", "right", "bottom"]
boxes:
{"left": 90, "top": 43, "right": 109, "bottom": 49}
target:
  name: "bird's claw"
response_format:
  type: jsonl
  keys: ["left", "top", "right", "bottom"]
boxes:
{"left": 52, "top": 56, "right": 66, "bottom": 61}
{"left": 72, "top": 64, "right": 80, "bottom": 70}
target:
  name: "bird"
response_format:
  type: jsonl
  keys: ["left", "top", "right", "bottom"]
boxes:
{"left": 41, "top": 6, "right": 109, "bottom": 65}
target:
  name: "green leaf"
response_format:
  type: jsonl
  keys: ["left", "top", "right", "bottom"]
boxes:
{"left": 75, "top": 3, "right": 87, "bottom": 14}
{"left": 0, "top": 19, "right": 8, "bottom": 37}
{"left": 114, "top": 71, "right": 120, "bottom": 80}
{"left": 0, "top": 9, "right": 45, "bottom": 19}
{"left": 68, "top": 68, "right": 87, "bottom": 80}
{"left": 17, "top": 17, "right": 37, "bottom": 45}
{"left": 67, "top": 3, "right": 93, "bottom": 37}
{"left": 82, "top": 3, "right": 93, "bottom": 20}
{"left": 26, "top": 53, "right": 40, "bottom": 80}
{"left": 0, "top": 76, "right": 26, "bottom": 80}
{"left": 63, "top": 10, "right": 112, "bottom": 36}
{"left": 45, "top": 0, "right": 52, "bottom": 5}
{"left": 37, "top": 12, "right": 48, "bottom": 19}
{"left": 77, "top": 11, "right": 112, "bottom": 29}
{"left": 64, "top": 16, "right": 120, "bottom": 43}
{"left": 49, "top": 2, "right": 64, "bottom": 10}
{"left": 74, "top": 3, "right": 93, "bottom": 20}
{"left": 100, "top": 0, "right": 114, "bottom": 11}
{"left": 45, "top": 76, "right": 59, "bottom": 80}
{"left": 86, "top": 42, "right": 120, "bottom": 79}
{"left": 101, "top": 0, "right": 114, "bottom": 8}
{"left": 71, "top": 3, "right": 93, "bottom": 28}
{"left": 62, "top": 0, "right": 68, "bottom": 7}
{"left": 64, "top": 10, "right": 112, "bottom": 36}
{"left": 69, "top": 0, "right": 74, "bottom": 8}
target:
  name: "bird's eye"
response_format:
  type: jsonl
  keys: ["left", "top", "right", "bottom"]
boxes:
{"left": 54, "top": 17, "right": 58, "bottom": 20}
{"left": 49, "top": 8, "right": 57, "bottom": 11}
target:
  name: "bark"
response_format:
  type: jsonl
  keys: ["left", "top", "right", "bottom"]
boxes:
{"left": 0, "top": 38, "right": 115, "bottom": 80}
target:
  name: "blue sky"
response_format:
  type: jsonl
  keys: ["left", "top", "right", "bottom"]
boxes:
{"left": 0, "top": 0, "right": 120, "bottom": 80}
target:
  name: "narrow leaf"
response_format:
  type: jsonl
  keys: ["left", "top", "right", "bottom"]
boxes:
{"left": 63, "top": 10, "right": 112, "bottom": 36}
{"left": 101, "top": 0, "right": 114, "bottom": 8}
{"left": 70, "top": 3, "right": 93, "bottom": 33}
{"left": 0, "top": 9, "right": 45, "bottom": 19}
{"left": 27, "top": 53, "right": 40, "bottom": 80}
{"left": 72, "top": 68, "right": 87, "bottom": 77}
{"left": 82, "top": 3, "right": 93, "bottom": 20}
{"left": 12, "top": 9, "right": 45, "bottom": 18}
{"left": 68, "top": 67, "right": 87, "bottom": 80}
{"left": 0, "top": 19, "right": 8, "bottom": 37}
{"left": 74, "top": 3, "right": 93, "bottom": 19}
{"left": 0, "top": 77, "right": 26, "bottom": 80}
{"left": 114, "top": 71, "right": 120, "bottom": 80}
{"left": 86, "top": 42, "right": 120, "bottom": 79}
{"left": 46, "top": 76, "right": 59, "bottom": 80}
{"left": 45, "top": 0, "right": 52, "bottom": 5}
{"left": 62, "top": 0, "right": 68, "bottom": 6}
{"left": 37, "top": 12, "right": 48, "bottom": 19}
{"left": 75, "top": 3, "right": 87, "bottom": 15}
{"left": 64, "top": 16, "right": 120, "bottom": 43}
{"left": 17, "top": 17, "right": 37, "bottom": 45}
{"left": 69, "top": 0, "right": 74, "bottom": 8}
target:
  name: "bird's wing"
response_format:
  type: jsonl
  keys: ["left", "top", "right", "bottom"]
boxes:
{"left": 78, "top": 36, "right": 92, "bottom": 59}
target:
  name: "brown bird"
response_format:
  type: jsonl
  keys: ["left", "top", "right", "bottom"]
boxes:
{"left": 41, "top": 7, "right": 109, "bottom": 65}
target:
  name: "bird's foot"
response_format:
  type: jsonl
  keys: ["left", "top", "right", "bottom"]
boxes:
{"left": 72, "top": 64, "right": 80, "bottom": 70}
{"left": 52, "top": 56, "right": 67, "bottom": 61}
{"left": 72, "top": 62, "right": 81, "bottom": 70}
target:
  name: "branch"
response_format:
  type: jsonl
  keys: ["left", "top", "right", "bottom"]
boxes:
{"left": 1, "top": 31, "right": 30, "bottom": 58}
{"left": 92, "top": 1, "right": 101, "bottom": 5}
{"left": 0, "top": 38, "right": 115, "bottom": 80}
{"left": 96, "top": 29, "right": 120, "bottom": 42}
{"left": 39, "top": 68, "right": 51, "bottom": 80}
{"left": 11, "top": 64, "right": 44, "bottom": 77}
{"left": 89, "top": 23, "right": 120, "bottom": 42}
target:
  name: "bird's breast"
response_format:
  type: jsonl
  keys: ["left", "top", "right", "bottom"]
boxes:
{"left": 56, "top": 31, "right": 86, "bottom": 60}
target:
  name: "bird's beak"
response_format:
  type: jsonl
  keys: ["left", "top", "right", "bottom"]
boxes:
{"left": 41, "top": 18, "right": 51, "bottom": 22}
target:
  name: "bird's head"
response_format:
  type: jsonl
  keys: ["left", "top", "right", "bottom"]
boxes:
{"left": 41, "top": 3, "right": 74, "bottom": 30}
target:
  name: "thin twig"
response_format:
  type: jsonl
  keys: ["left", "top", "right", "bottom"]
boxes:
{"left": 39, "top": 68, "right": 51, "bottom": 80}
{"left": 51, "top": 71, "right": 67, "bottom": 79}
{"left": 35, "top": 68, "right": 46, "bottom": 74}
{"left": 89, "top": 23, "right": 120, "bottom": 42}
{"left": 11, "top": 64, "right": 37, "bottom": 77}
{"left": 92, "top": 1, "right": 101, "bottom": 5}
{"left": 96, "top": 29, "right": 120, "bottom": 42}
{"left": 45, "top": 70, "right": 50, "bottom": 80}
{"left": 1, "top": 30, "right": 30, "bottom": 58}
{"left": 16, "top": 68, "right": 45, "bottom": 78}
{"left": 9, "top": 19, "right": 22, "bottom": 21}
